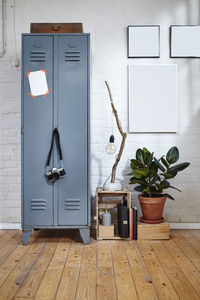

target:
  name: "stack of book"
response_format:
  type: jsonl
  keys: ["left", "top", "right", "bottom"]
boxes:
{"left": 130, "top": 205, "right": 138, "bottom": 240}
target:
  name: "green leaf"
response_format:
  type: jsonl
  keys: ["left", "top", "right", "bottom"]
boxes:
{"left": 142, "top": 148, "right": 151, "bottom": 165}
{"left": 130, "top": 159, "right": 144, "bottom": 170}
{"left": 168, "top": 186, "right": 181, "bottom": 192}
{"left": 161, "top": 180, "right": 170, "bottom": 189}
{"left": 143, "top": 147, "right": 151, "bottom": 154}
{"left": 155, "top": 183, "right": 163, "bottom": 192}
{"left": 154, "top": 157, "right": 165, "bottom": 172}
{"left": 147, "top": 152, "right": 154, "bottom": 168}
{"left": 163, "top": 193, "right": 175, "bottom": 200}
{"left": 143, "top": 186, "right": 151, "bottom": 194}
{"left": 149, "top": 161, "right": 158, "bottom": 173}
{"left": 166, "top": 146, "right": 179, "bottom": 164}
{"left": 167, "top": 170, "right": 177, "bottom": 177}
{"left": 150, "top": 174, "right": 159, "bottom": 185}
{"left": 161, "top": 157, "right": 169, "bottom": 169}
{"left": 160, "top": 173, "right": 175, "bottom": 179}
{"left": 136, "top": 149, "right": 144, "bottom": 164}
{"left": 168, "top": 162, "right": 190, "bottom": 173}
{"left": 134, "top": 185, "right": 146, "bottom": 192}
{"left": 149, "top": 169, "right": 158, "bottom": 179}
{"left": 129, "top": 177, "right": 148, "bottom": 186}
{"left": 150, "top": 185, "right": 158, "bottom": 193}
{"left": 133, "top": 168, "right": 148, "bottom": 178}
{"left": 155, "top": 183, "right": 162, "bottom": 189}
{"left": 158, "top": 155, "right": 165, "bottom": 161}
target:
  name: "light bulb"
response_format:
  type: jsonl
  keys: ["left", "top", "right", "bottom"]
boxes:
{"left": 106, "top": 135, "right": 116, "bottom": 155}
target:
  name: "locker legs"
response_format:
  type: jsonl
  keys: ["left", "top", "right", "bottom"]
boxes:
{"left": 22, "top": 229, "right": 32, "bottom": 245}
{"left": 79, "top": 228, "right": 90, "bottom": 245}
{"left": 22, "top": 228, "right": 90, "bottom": 245}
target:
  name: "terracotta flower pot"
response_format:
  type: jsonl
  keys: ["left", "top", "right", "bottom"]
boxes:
{"left": 138, "top": 194, "right": 166, "bottom": 224}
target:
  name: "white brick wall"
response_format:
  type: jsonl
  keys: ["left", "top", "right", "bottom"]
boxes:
{"left": 0, "top": 0, "right": 200, "bottom": 223}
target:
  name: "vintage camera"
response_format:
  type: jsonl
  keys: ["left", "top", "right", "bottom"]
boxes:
{"left": 46, "top": 167, "right": 65, "bottom": 183}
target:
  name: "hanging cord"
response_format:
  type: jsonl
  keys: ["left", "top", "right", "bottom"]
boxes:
{"left": 111, "top": 111, "right": 114, "bottom": 135}
{"left": 103, "top": 173, "right": 112, "bottom": 189}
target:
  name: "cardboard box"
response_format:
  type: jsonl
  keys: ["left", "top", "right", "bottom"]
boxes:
{"left": 99, "top": 225, "right": 114, "bottom": 238}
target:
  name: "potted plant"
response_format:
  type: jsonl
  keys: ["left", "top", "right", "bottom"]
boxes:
{"left": 129, "top": 147, "right": 190, "bottom": 223}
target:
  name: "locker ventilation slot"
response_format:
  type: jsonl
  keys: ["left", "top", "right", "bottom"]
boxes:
{"left": 30, "top": 51, "right": 46, "bottom": 62}
{"left": 65, "top": 51, "right": 80, "bottom": 62}
{"left": 64, "top": 199, "right": 80, "bottom": 210}
{"left": 31, "top": 199, "right": 46, "bottom": 210}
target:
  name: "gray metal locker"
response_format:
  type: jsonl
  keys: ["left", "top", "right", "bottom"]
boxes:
{"left": 21, "top": 33, "right": 90, "bottom": 245}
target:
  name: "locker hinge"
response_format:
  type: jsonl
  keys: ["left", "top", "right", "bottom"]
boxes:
{"left": 21, "top": 128, "right": 24, "bottom": 134}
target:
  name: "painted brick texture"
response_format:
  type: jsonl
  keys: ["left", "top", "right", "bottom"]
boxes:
{"left": 0, "top": 0, "right": 200, "bottom": 223}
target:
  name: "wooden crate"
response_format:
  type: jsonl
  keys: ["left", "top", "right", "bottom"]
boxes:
{"left": 96, "top": 187, "right": 131, "bottom": 240}
{"left": 98, "top": 225, "right": 114, "bottom": 239}
{"left": 138, "top": 221, "right": 170, "bottom": 240}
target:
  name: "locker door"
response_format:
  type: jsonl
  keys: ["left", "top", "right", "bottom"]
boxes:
{"left": 22, "top": 35, "right": 54, "bottom": 226}
{"left": 57, "top": 35, "right": 88, "bottom": 225}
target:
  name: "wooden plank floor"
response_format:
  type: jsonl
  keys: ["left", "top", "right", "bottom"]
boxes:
{"left": 0, "top": 229, "right": 200, "bottom": 300}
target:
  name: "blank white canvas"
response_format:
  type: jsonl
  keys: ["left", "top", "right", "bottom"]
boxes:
{"left": 128, "top": 26, "right": 159, "bottom": 57}
{"left": 129, "top": 65, "right": 178, "bottom": 132}
{"left": 171, "top": 26, "right": 200, "bottom": 57}
{"left": 28, "top": 70, "right": 48, "bottom": 97}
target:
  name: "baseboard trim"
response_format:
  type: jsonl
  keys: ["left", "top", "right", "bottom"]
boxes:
{"left": 0, "top": 223, "right": 21, "bottom": 230}
{"left": 170, "top": 223, "right": 200, "bottom": 229}
{"left": 0, "top": 222, "right": 200, "bottom": 230}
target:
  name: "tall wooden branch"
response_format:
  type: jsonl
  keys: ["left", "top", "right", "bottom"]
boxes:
{"left": 105, "top": 81, "right": 127, "bottom": 183}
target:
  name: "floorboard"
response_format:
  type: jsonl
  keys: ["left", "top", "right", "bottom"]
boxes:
{"left": 0, "top": 229, "right": 199, "bottom": 300}
{"left": 97, "top": 241, "right": 117, "bottom": 300}
{"left": 76, "top": 240, "right": 97, "bottom": 300}
{"left": 150, "top": 240, "right": 199, "bottom": 300}
{"left": 171, "top": 230, "right": 200, "bottom": 272}
{"left": 15, "top": 238, "right": 58, "bottom": 298}
{"left": 125, "top": 240, "right": 158, "bottom": 300}
{"left": 0, "top": 230, "right": 18, "bottom": 251}
{"left": 163, "top": 238, "right": 200, "bottom": 296}
{"left": 190, "top": 229, "right": 200, "bottom": 240}
{"left": 111, "top": 240, "right": 138, "bottom": 300}
{"left": 35, "top": 237, "right": 72, "bottom": 300}
{"left": 137, "top": 240, "right": 179, "bottom": 300}
{"left": 55, "top": 237, "right": 83, "bottom": 300}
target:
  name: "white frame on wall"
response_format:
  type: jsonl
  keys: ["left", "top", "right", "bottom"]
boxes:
{"left": 128, "top": 64, "right": 178, "bottom": 133}
{"left": 170, "top": 25, "right": 200, "bottom": 58}
{"left": 128, "top": 25, "right": 160, "bottom": 58}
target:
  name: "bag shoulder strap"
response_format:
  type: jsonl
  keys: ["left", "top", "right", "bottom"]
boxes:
{"left": 46, "top": 128, "right": 63, "bottom": 167}
{"left": 54, "top": 128, "right": 63, "bottom": 161}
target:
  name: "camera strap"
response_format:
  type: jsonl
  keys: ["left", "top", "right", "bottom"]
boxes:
{"left": 46, "top": 128, "right": 64, "bottom": 171}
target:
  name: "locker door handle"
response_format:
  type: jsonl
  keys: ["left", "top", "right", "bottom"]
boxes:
{"left": 68, "top": 43, "right": 77, "bottom": 48}
{"left": 50, "top": 25, "right": 61, "bottom": 31}
{"left": 33, "top": 43, "right": 42, "bottom": 48}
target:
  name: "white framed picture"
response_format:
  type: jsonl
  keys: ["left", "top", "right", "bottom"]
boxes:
{"left": 170, "top": 25, "right": 200, "bottom": 58}
{"left": 128, "top": 26, "right": 160, "bottom": 58}
{"left": 128, "top": 64, "right": 178, "bottom": 133}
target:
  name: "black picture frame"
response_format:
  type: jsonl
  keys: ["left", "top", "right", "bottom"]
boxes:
{"left": 127, "top": 25, "right": 160, "bottom": 58}
{"left": 170, "top": 25, "right": 200, "bottom": 58}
